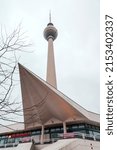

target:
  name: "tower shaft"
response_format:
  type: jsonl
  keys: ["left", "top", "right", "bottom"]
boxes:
{"left": 44, "top": 15, "right": 58, "bottom": 88}
{"left": 46, "top": 37, "right": 57, "bottom": 88}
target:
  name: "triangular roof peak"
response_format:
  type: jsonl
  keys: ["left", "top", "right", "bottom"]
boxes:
{"left": 18, "top": 63, "right": 99, "bottom": 129}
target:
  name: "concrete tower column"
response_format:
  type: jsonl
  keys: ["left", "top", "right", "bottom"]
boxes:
{"left": 43, "top": 15, "right": 58, "bottom": 88}
{"left": 46, "top": 37, "right": 57, "bottom": 88}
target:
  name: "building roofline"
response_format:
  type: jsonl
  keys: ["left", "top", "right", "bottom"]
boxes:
{"left": 19, "top": 63, "right": 99, "bottom": 125}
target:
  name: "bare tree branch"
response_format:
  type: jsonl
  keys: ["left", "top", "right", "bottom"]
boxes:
{"left": 0, "top": 25, "right": 30, "bottom": 125}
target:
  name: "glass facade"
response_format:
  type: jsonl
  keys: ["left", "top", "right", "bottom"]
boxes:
{"left": 0, "top": 123, "right": 100, "bottom": 148}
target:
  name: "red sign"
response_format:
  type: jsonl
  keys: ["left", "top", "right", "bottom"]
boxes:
{"left": 11, "top": 132, "right": 30, "bottom": 138}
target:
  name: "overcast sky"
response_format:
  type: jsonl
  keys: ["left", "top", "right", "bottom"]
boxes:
{"left": 0, "top": 0, "right": 100, "bottom": 122}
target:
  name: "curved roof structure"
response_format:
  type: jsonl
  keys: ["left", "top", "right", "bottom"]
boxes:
{"left": 19, "top": 63, "right": 99, "bottom": 129}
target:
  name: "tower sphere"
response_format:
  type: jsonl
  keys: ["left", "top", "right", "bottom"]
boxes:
{"left": 44, "top": 23, "right": 58, "bottom": 41}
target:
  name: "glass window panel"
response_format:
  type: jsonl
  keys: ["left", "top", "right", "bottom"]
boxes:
{"left": 93, "top": 131, "right": 100, "bottom": 136}
{"left": 8, "top": 138, "right": 15, "bottom": 143}
{"left": 78, "top": 124, "right": 85, "bottom": 128}
{"left": 72, "top": 125, "right": 78, "bottom": 129}
{"left": 78, "top": 130, "right": 86, "bottom": 134}
{"left": 56, "top": 128, "right": 61, "bottom": 132}
{"left": 51, "top": 128, "right": 56, "bottom": 132}
{"left": 89, "top": 130, "right": 94, "bottom": 136}
{"left": 0, "top": 139, "right": 5, "bottom": 144}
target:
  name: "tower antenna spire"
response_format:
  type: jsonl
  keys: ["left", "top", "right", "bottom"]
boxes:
{"left": 49, "top": 10, "right": 51, "bottom": 23}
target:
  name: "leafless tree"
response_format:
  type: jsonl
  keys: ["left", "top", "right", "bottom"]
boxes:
{"left": 0, "top": 25, "right": 30, "bottom": 125}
